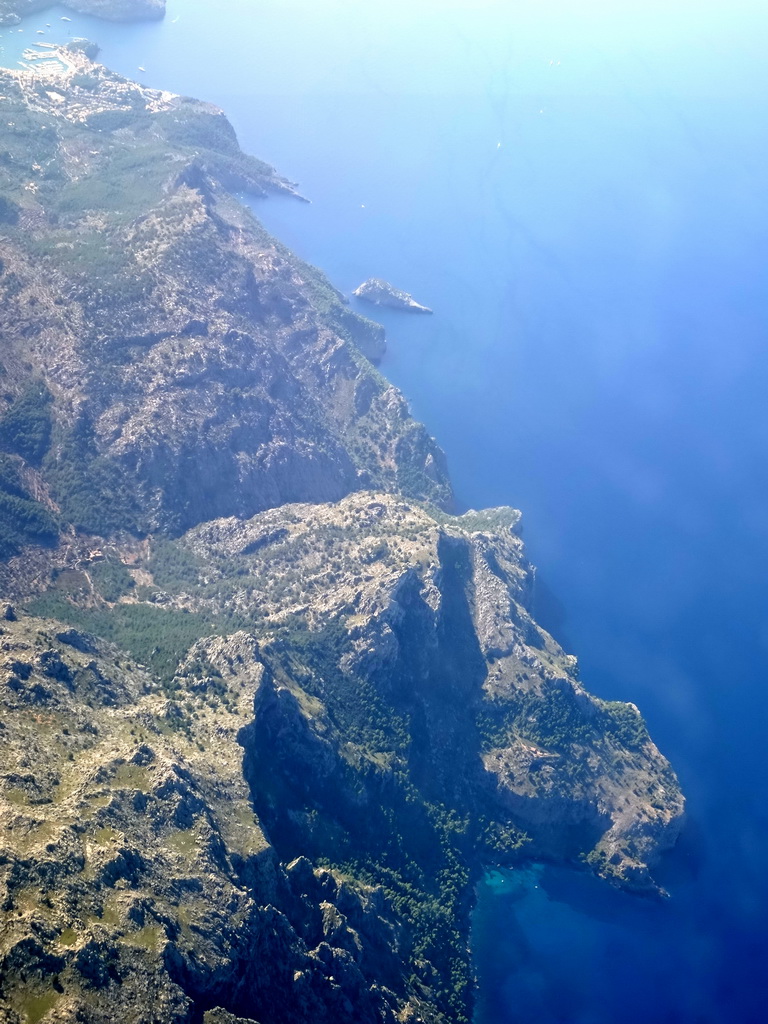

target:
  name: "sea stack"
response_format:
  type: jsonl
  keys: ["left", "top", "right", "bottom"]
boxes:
{"left": 354, "top": 277, "right": 433, "bottom": 313}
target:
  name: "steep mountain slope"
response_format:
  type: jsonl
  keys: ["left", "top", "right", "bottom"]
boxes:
{"left": 0, "top": 50, "right": 450, "bottom": 546}
{"left": 0, "top": 49, "right": 684, "bottom": 1024}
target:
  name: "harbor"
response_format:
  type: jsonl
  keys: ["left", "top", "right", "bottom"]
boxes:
{"left": 17, "top": 41, "right": 76, "bottom": 75}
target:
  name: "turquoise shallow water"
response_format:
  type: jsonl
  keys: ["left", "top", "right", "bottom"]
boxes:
{"left": 4, "top": 2, "right": 768, "bottom": 1020}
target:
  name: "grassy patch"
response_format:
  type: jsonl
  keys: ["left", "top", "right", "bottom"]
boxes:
{"left": 89, "top": 558, "right": 135, "bottom": 603}
{"left": 26, "top": 593, "right": 234, "bottom": 685}
{"left": 124, "top": 924, "right": 164, "bottom": 952}
{"left": 19, "top": 990, "right": 60, "bottom": 1024}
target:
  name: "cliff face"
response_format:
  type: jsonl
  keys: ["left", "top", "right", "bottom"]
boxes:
{"left": 0, "top": 494, "right": 683, "bottom": 1024}
{"left": 0, "top": 50, "right": 683, "bottom": 1024}
{"left": 0, "top": 617, "right": 419, "bottom": 1024}
{"left": 180, "top": 495, "right": 683, "bottom": 893}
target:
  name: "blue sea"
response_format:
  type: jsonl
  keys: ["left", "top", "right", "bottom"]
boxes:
{"left": 3, "top": 1, "right": 768, "bottom": 1020}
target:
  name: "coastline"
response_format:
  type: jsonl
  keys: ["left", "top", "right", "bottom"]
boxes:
{"left": 5, "top": 2, "right": 765, "bottom": 1021}
{"left": 0, "top": 0, "right": 164, "bottom": 26}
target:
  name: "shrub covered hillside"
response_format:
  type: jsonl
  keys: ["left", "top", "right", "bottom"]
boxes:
{"left": 0, "top": 50, "right": 450, "bottom": 548}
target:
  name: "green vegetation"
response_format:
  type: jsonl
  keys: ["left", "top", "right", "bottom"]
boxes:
{"left": 0, "top": 491, "right": 58, "bottom": 559}
{"left": 338, "top": 850, "right": 473, "bottom": 1021}
{"left": 71, "top": 72, "right": 100, "bottom": 91}
{"left": 18, "top": 990, "right": 60, "bottom": 1024}
{"left": 479, "top": 688, "right": 653, "bottom": 756}
{"left": 89, "top": 557, "right": 136, "bottom": 603}
{"left": 0, "top": 78, "right": 279, "bottom": 241}
{"left": 67, "top": 38, "right": 101, "bottom": 61}
{"left": 0, "top": 382, "right": 52, "bottom": 464}
{"left": 0, "top": 95, "right": 63, "bottom": 214}
{"left": 517, "top": 686, "right": 600, "bottom": 750}
{"left": 124, "top": 924, "right": 164, "bottom": 952}
{"left": 26, "top": 594, "right": 233, "bottom": 685}
{"left": 481, "top": 818, "right": 530, "bottom": 858}
{"left": 45, "top": 419, "right": 144, "bottom": 535}
{"left": 0, "top": 390, "right": 59, "bottom": 559}
{"left": 601, "top": 700, "right": 650, "bottom": 750}
{"left": 272, "top": 619, "right": 409, "bottom": 754}
{"left": 55, "top": 139, "right": 177, "bottom": 223}
{"left": 154, "top": 108, "right": 241, "bottom": 157}
{"left": 395, "top": 423, "right": 449, "bottom": 506}
{"left": 0, "top": 453, "right": 24, "bottom": 497}
{"left": 478, "top": 687, "right": 598, "bottom": 752}
{"left": 0, "top": 195, "right": 19, "bottom": 224}
{"left": 148, "top": 537, "right": 203, "bottom": 590}
{"left": 57, "top": 927, "right": 79, "bottom": 947}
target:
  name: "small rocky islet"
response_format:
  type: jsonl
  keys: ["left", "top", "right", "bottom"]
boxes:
{"left": 0, "top": 31, "right": 683, "bottom": 1024}
{"left": 353, "top": 277, "right": 433, "bottom": 314}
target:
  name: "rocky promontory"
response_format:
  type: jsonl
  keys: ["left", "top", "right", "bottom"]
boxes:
{"left": 354, "top": 277, "right": 433, "bottom": 314}
{"left": 0, "top": 494, "right": 683, "bottom": 1024}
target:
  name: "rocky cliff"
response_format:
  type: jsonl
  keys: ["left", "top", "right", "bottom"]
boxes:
{"left": 0, "top": 50, "right": 684, "bottom": 1024}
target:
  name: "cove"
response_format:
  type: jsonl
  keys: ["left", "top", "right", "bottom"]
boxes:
{"left": 3, "top": 2, "right": 768, "bottom": 1021}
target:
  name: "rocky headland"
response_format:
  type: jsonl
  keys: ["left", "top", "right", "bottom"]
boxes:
{"left": 354, "top": 278, "right": 433, "bottom": 314}
{"left": 0, "top": 48, "right": 683, "bottom": 1024}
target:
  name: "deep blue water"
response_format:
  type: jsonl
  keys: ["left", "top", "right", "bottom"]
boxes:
{"left": 4, "top": 2, "right": 768, "bottom": 1020}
